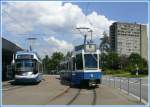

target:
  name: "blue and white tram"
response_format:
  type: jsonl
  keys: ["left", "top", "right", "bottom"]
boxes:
{"left": 14, "top": 51, "right": 43, "bottom": 83}
{"left": 60, "top": 43, "right": 102, "bottom": 86}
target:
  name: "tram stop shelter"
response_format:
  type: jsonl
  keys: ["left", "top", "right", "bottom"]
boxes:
{"left": 2, "top": 37, "right": 23, "bottom": 81}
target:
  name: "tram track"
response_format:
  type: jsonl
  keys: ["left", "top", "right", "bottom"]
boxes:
{"left": 47, "top": 86, "right": 97, "bottom": 105}
{"left": 47, "top": 87, "right": 71, "bottom": 103}
{"left": 67, "top": 87, "right": 97, "bottom": 105}
{"left": 2, "top": 84, "right": 25, "bottom": 91}
{"left": 4, "top": 80, "right": 98, "bottom": 105}
{"left": 2, "top": 81, "right": 39, "bottom": 91}
{"left": 46, "top": 86, "right": 81, "bottom": 105}
{"left": 67, "top": 88, "right": 81, "bottom": 105}
{"left": 91, "top": 88, "right": 97, "bottom": 105}
{"left": 44, "top": 78, "right": 98, "bottom": 105}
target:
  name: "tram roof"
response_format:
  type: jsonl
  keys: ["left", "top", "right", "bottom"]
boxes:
{"left": 16, "top": 51, "right": 41, "bottom": 62}
{"left": 16, "top": 51, "right": 36, "bottom": 55}
{"left": 74, "top": 43, "right": 97, "bottom": 51}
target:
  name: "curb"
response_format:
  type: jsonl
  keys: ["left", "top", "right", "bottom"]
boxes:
{"left": 118, "top": 88, "right": 148, "bottom": 105}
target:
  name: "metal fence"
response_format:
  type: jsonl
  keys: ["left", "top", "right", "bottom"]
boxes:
{"left": 101, "top": 76, "right": 148, "bottom": 103}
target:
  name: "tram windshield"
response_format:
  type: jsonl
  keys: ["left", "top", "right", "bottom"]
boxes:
{"left": 76, "top": 54, "right": 83, "bottom": 70}
{"left": 16, "top": 60, "right": 34, "bottom": 72}
{"left": 84, "top": 54, "right": 97, "bottom": 69}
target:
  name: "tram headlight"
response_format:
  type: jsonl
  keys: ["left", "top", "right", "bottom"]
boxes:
{"left": 90, "top": 74, "right": 94, "bottom": 78}
{"left": 28, "top": 72, "right": 33, "bottom": 75}
{"left": 72, "top": 73, "right": 76, "bottom": 76}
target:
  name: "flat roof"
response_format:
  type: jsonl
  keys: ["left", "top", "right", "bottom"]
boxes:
{"left": 2, "top": 37, "right": 23, "bottom": 52}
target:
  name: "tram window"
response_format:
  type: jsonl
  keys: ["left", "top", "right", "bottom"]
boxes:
{"left": 69, "top": 61, "right": 71, "bottom": 70}
{"left": 16, "top": 60, "right": 34, "bottom": 68}
{"left": 39, "top": 63, "right": 43, "bottom": 73}
{"left": 62, "top": 65, "right": 63, "bottom": 70}
{"left": 33, "top": 62, "right": 37, "bottom": 74}
{"left": 64, "top": 63, "right": 67, "bottom": 70}
{"left": 62, "top": 64, "right": 64, "bottom": 70}
{"left": 67, "top": 62, "right": 68, "bottom": 70}
{"left": 84, "top": 54, "right": 97, "bottom": 69}
{"left": 25, "top": 62, "right": 34, "bottom": 68}
{"left": 73, "top": 57, "right": 75, "bottom": 71}
{"left": 76, "top": 54, "right": 83, "bottom": 70}
{"left": 17, "top": 55, "right": 33, "bottom": 59}
{"left": 16, "top": 62, "right": 23, "bottom": 68}
{"left": 99, "top": 58, "right": 102, "bottom": 68}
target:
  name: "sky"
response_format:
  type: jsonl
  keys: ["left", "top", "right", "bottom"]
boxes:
{"left": 2, "top": 1, "right": 148, "bottom": 58}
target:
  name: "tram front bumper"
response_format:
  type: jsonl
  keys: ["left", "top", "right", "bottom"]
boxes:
{"left": 15, "top": 74, "right": 39, "bottom": 83}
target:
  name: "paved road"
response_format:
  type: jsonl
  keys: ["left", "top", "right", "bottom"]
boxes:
{"left": 3, "top": 75, "right": 144, "bottom": 105}
{"left": 102, "top": 75, "right": 148, "bottom": 103}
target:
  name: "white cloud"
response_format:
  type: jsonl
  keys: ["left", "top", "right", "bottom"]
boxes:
{"left": 3, "top": 2, "right": 113, "bottom": 36}
{"left": 44, "top": 36, "right": 73, "bottom": 53}
{"left": 2, "top": 2, "right": 114, "bottom": 56}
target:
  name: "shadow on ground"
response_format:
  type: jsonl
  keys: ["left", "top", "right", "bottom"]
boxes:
{"left": 59, "top": 78, "right": 99, "bottom": 90}
{"left": 9, "top": 80, "right": 40, "bottom": 86}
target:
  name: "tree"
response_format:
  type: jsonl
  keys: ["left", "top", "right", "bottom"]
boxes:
{"left": 106, "top": 52, "right": 120, "bottom": 69}
{"left": 99, "top": 53, "right": 107, "bottom": 69}
{"left": 42, "top": 55, "right": 50, "bottom": 74}
{"left": 119, "top": 55, "right": 129, "bottom": 70}
{"left": 50, "top": 52, "right": 64, "bottom": 70}
{"left": 42, "top": 52, "right": 64, "bottom": 74}
{"left": 66, "top": 51, "right": 72, "bottom": 58}
{"left": 127, "top": 53, "right": 148, "bottom": 74}
{"left": 99, "top": 31, "right": 110, "bottom": 54}
{"left": 100, "top": 52, "right": 119, "bottom": 70}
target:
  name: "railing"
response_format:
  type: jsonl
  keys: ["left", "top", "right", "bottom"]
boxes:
{"left": 102, "top": 76, "right": 148, "bottom": 103}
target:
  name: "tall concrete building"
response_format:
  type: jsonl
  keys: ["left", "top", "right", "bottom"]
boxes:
{"left": 110, "top": 22, "right": 147, "bottom": 60}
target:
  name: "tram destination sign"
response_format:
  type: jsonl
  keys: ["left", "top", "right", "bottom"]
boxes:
{"left": 75, "top": 44, "right": 96, "bottom": 52}
{"left": 85, "top": 44, "right": 96, "bottom": 52}
{"left": 17, "top": 54, "right": 33, "bottom": 59}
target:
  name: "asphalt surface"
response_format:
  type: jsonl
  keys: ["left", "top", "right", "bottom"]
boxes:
{"left": 102, "top": 75, "right": 148, "bottom": 103}
{"left": 2, "top": 75, "right": 144, "bottom": 105}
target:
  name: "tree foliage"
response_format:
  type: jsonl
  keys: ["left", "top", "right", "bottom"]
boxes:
{"left": 42, "top": 52, "right": 64, "bottom": 74}
{"left": 100, "top": 52, "right": 148, "bottom": 75}
{"left": 100, "top": 52, "right": 120, "bottom": 70}
{"left": 127, "top": 53, "right": 148, "bottom": 74}
{"left": 99, "top": 31, "right": 110, "bottom": 54}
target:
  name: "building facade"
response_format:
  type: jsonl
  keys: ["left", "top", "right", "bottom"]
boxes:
{"left": 110, "top": 22, "right": 147, "bottom": 60}
{"left": 2, "top": 37, "right": 22, "bottom": 80}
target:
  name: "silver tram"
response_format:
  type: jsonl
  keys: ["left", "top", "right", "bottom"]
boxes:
{"left": 14, "top": 51, "right": 43, "bottom": 83}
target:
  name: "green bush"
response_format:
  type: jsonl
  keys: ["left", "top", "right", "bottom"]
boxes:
{"left": 102, "top": 69, "right": 127, "bottom": 75}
